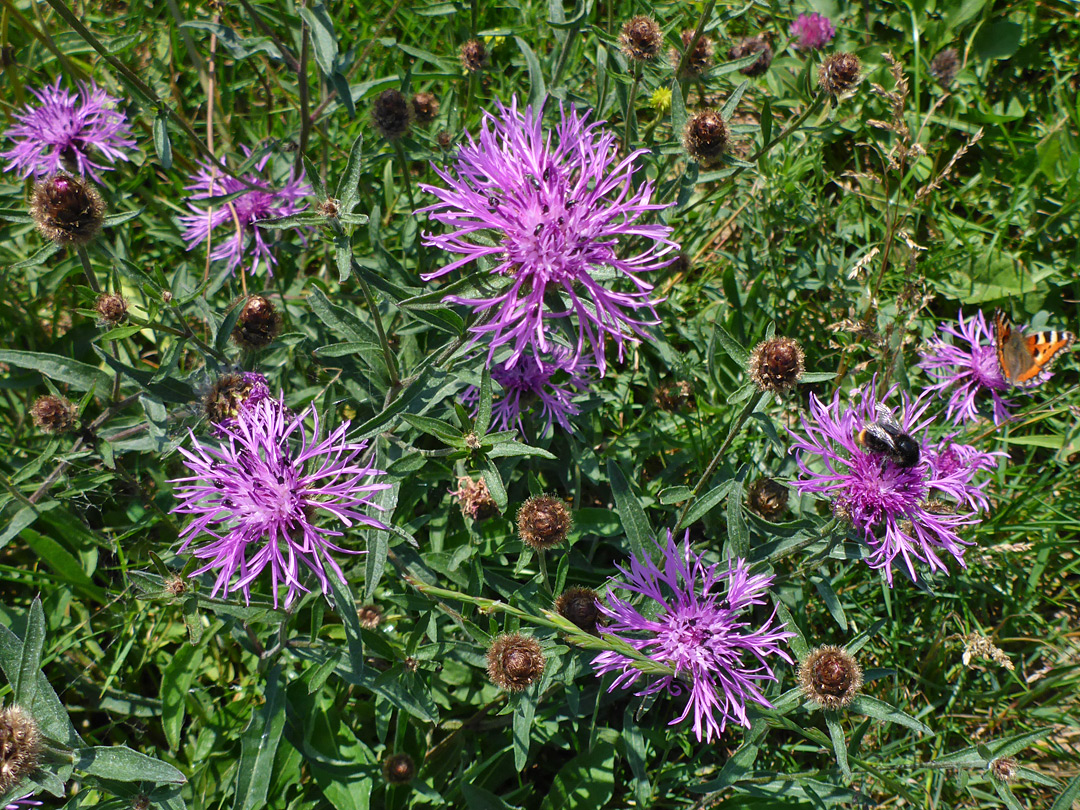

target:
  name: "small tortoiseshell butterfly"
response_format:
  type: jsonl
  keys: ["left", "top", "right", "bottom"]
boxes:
{"left": 992, "top": 310, "right": 1075, "bottom": 387}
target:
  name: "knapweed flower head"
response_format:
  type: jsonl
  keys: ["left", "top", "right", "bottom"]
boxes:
{"left": 789, "top": 384, "right": 990, "bottom": 585}
{"left": 203, "top": 371, "right": 271, "bottom": 429}
{"left": 1, "top": 78, "right": 136, "bottom": 181}
{"left": 179, "top": 147, "right": 311, "bottom": 277}
{"left": 462, "top": 349, "right": 591, "bottom": 437}
{"left": 592, "top": 531, "right": 794, "bottom": 742}
{"left": 918, "top": 310, "right": 1013, "bottom": 425}
{"left": 789, "top": 12, "right": 835, "bottom": 50}
{"left": 925, "top": 436, "right": 1002, "bottom": 512}
{"left": 0, "top": 706, "right": 41, "bottom": 794}
{"left": 170, "top": 392, "right": 389, "bottom": 608}
{"left": 418, "top": 97, "right": 678, "bottom": 376}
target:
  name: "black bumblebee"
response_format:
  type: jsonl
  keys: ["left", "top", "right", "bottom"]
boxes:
{"left": 857, "top": 405, "right": 921, "bottom": 468}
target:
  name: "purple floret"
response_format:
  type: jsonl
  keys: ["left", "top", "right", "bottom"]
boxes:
{"left": 418, "top": 97, "right": 679, "bottom": 376}
{"left": 592, "top": 531, "right": 794, "bottom": 743}
{"left": 170, "top": 392, "right": 389, "bottom": 608}
{"left": 789, "top": 12, "right": 835, "bottom": 50}
{"left": 789, "top": 383, "right": 995, "bottom": 585}
{"left": 1, "top": 77, "right": 136, "bottom": 181}
{"left": 178, "top": 147, "right": 311, "bottom": 277}
{"left": 919, "top": 309, "right": 1014, "bottom": 425}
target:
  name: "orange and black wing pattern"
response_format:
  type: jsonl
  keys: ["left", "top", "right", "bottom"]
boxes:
{"left": 993, "top": 309, "right": 1075, "bottom": 387}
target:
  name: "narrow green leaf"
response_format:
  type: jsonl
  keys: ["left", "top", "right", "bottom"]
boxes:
{"left": 726, "top": 474, "right": 748, "bottom": 558}
{"left": 512, "top": 693, "right": 536, "bottom": 771}
{"left": 514, "top": 36, "right": 547, "bottom": 109}
{"left": 692, "top": 741, "right": 759, "bottom": 791}
{"left": 337, "top": 134, "right": 365, "bottom": 213}
{"left": 153, "top": 107, "right": 172, "bottom": 169}
{"left": 75, "top": 746, "right": 186, "bottom": 784}
{"left": 312, "top": 341, "right": 381, "bottom": 358}
{"left": 485, "top": 441, "right": 556, "bottom": 460}
{"left": 14, "top": 599, "right": 45, "bottom": 710}
{"left": 401, "top": 414, "right": 464, "bottom": 444}
{"left": 475, "top": 365, "right": 493, "bottom": 436}
{"left": 0, "top": 506, "right": 42, "bottom": 552}
{"left": 0, "top": 350, "right": 110, "bottom": 393}
{"left": 9, "top": 242, "right": 61, "bottom": 270}
{"left": 812, "top": 575, "right": 848, "bottom": 631}
{"left": 1050, "top": 773, "right": 1080, "bottom": 810}
{"left": 849, "top": 695, "right": 931, "bottom": 734}
{"left": 719, "top": 80, "right": 749, "bottom": 122}
{"left": 713, "top": 324, "right": 749, "bottom": 366}
{"left": 825, "top": 712, "right": 851, "bottom": 778}
{"left": 161, "top": 643, "right": 204, "bottom": 751}
{"left": 658, "top": 486, "right": 692, "bottom": 505}
{"left": 992, "top": 781, "right": 1025, "bottom": 810}
{"left": 773, "top": 600, "right": 808, "bottom": 661}
{"left": 607, "top": 460, "right": 653, "bottom": 563}
{"left": 0, "top": 623, "right": 82, "bottom": 749}
{"left": 480, "top": 457, "right": 508, "bottom": 511}
{"left": 232, "top": 666, "right": 285, "bottom": 810}
{"left": 327, "top": 575, "right": 365, "bottom": 677}
{"left": 299, "top": 3, "right": 338, "bottom": 77}
{"left": 680, "top": 480, "right": 733, "bottom": 528}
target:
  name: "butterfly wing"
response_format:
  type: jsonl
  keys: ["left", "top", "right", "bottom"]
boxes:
{"left": 994, "top": 309, "right": 1075, "bottom": 387}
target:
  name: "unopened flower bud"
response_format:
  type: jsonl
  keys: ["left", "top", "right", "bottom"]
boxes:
{"left": 618, "top": 16, "right": 663, "bottom": 62}
{"left": 989, "top": 756, "right": 1018, "bottom": 783}
{"left": 459, "top": 39, "right": 489, "bottom": 73}
{"left": 517, "top": 495, "right": 572, "bottom": 550}
{"left": 682, "top": 110, "right": 728, "bottom": 164}
{"left": 818, "top": 52, "right": 861, "bottom": 97}
{"left": 357, "top": 604, "right": 383, "bottom": 630}
{"left": 0, "top": 706, "right": 42, "bottom": 793}
{"left": 29, "top": 174, "right": 105, "bottom": 247}
{"left": 728, "top": 35, "right": 773, "bottom": 77}
{"left": 371, "top": 89, "right": 412, "bottom": 141}
{"left": 382, "top": 752, "right": 415, "bottom": 784}
{"left": 411, "top": 92, "right": 439, "bottom": 125}
{"left": 486, "top": 633, "right": 545, "bottom": 691}
{"left": 452, "top": 476, "right": 499, "bottom": 521}
{"left": 748, "top": 478, "right": 789, "bottom": 521}
{"left": 673, "top": 29, "right": 713, "bottom": 77}
{"left": 95, "top": 292, "right": 127, "bottom": 325}
{"left": 30, "top": 395, "right": 78, "bottom": 434}
{"left": 232, "top": 295, "right": 282, "bottom": 351}
{"left": 797, "top": 646, "right": 863, "bottom": 710}
{"left": 554, "top": 587, "right": 601, "bottom": 634}
{"left": 930, "top": 48, "right": 960, "bottom": 88}
{"left": 748, "top": 336, "right": 805, "bottom": 393}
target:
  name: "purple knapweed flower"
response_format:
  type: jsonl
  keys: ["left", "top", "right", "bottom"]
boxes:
{"left": 462, "top": 349, "right": 591, "bottom": 437}
{"left": 925, "top": 436, "right": 1002, "bottom": 512}
{"left": 789, "top": 12, "right": 835, "bottom": 50}
{"left": 178, "top": 147, "right": 311, "bottom": 277}
{"left": 1, "top": 77, "right": 136, "bottom": 181}
{"left": 789, "top": 384, "right": 991, "bottom": 585}
{"left": 919, "top": 310, "right": 1013, "bottom": 425}
{"left": 5, "top": 796, "right": 41, "bottom": 810}
{"left": 170, "top": 392, "right": 389, "bottom": 608}
{"left": 418, "top": 97, "right": 679, "bottom": 376}
{"left": 592, "top": 531, "right": 794, "bottom": 743}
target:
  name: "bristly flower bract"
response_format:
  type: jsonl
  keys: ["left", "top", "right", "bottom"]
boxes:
{"left": 1, "top": 78, "right": 136, "bottom": 181}
{"left": 178, "top": 148, "right": 312, "bottom": 277}
{"left": 170, "top": 392, "right": 390, "bottom": 608}
{"left": 918, "top": 310, "right": 1013, "bottom": 425}
{"left": 592, "top": 531, "right": 794, "bottom": 743}
{"left": 789, "top": 384, "right": 992, "bottom": 585}
{"left": 418, "top": 97, "right": 678, "bottom": 376}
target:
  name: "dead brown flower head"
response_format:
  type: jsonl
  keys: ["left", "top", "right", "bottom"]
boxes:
{"left": 371, "top": 89, "right": 412, "bottom": 141}
{"left": 459, "top": 39, "right": 489, "bottom": 73}
{"left": 673, "top": 29, "right": 713, "bottom": 76}
{"left": 682, "top": 110, "right": 728, "bottom": 164}
{"left": 95, "top": 292, "right": 128, "bottom": 325}
{"left": 818, "top": 52, "right": 862, "bottom": 97}
{"left": 930, "top": 48, "right": 960, "bottom": 87}
{"left": 382, "top": 752, "right": 415, "bottom": 784}
{"left": 517, "top": 495, "right": 572, "bottom": 550}
{"left": 989, "top": 756, "right": 1018, "bottom": 783}
{"left": 0, "top": 705, "right": 42, "bottom": 793}
{"left": 30, "top": 394, "right": 78, "bottom": 434}
{"left": 797, "top": 646, "right": 863, "bottom": 710}
{"left": 30, "top": 174, "right": 105, "bottom": 247}
{"left": 411, "top": 92, "right": 439, "bottom": 125}
{"left": 357, "top": 604, "right": 383, "bottom": 630}
{"left": 486, "top": 633, "right": 545, "bottom": 691}
{"left": 618, "top": 16, "right": 663, "bottom": 62}
{"left": 232, "top": 294, "right": 282, "bottom": 351}
{"left": 747, "top": 478, "right": 789, "bottom": 521}
{"left": 653, "top": 380, "right": 695, "bottom": 412}
{"left": 728, "top": 35, "right": 773, "bottom": 77}
{"left": 748, "top": 336, "right": 805, "bottom": 393}
{"left": 452, "top": 476, "right": 499, "bottom": 521}
{"left": 554, "top": 587, "right": 601, "bottom": 634}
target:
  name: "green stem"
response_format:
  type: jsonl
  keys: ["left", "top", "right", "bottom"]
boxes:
{"left": 75, "top": 247, "right": 100, "bottom": 293}
{"left": 624, "top": 62, "right": 641, "bottom": 150}
{"left": 674, "top": 0, "right": 716, "bottom": 87}
{"left": 131, "top": 315, "right": 228, "bottom": 364}
{"left": 296, "top": 22, "right": 312, "bottom": 174}
{"left": 357, "top": 275, "right": 400, "bottom": 388}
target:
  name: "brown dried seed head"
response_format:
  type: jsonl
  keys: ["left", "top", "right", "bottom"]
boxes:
{"left": 517, "top": 495, "right": 572, "bottom": 550}
{"left": 989, "top": 756, "right": 1018, "bottom": 783}
{"left": 618, "top": 16, "right": 663, "bottom": 62}
{"left": 0, "top": 705, "right": 42, "bottom": 794}
{"left": 371, "top": 89, "right": 412, "bottom": 141}
{"left": 673, "top": 29, "right": 713, "bottom": 76}
{"left": 232, "top": 294, "right": 282, "bottom": 351}
{"left": 95, "top": 292, "right": 128, "bottom": 325}
{"left": 382, "top": 752, "right": 415, "bottom": 784}
{"left": 411, "top": 92, "right": 440, "bottom": 125}
{"left": 818, "top": 52, "right": 862, "bottom": 96}
{"left": 682, "top": 110, "right": 728, "bottom": 164}
{"left": 554, "top": 587, "right": 601, "bottom": 634}
{"left": 452, "top": 476, "right": 499, "bottom": 521}
{"left": 459, "top": 39, "right": 489, "bottom": 73}
{"left": 30, "top": 395, "right": 78, "bottom": 434}
{"left": 748, "top": 478, "right": 789, "bottom": 521}
{"left": 357, "top": 604, "right": 383, "bottom": 630}
{"left": 486, "top": 633, "right": 545, "bottom": 691}
{"left": 797, "top": 646, "right": 863, "bottom": 710}
{"left": 748, "top": 336, "right": 806, "bottom": 393}
{"left": 30, "top": 174, "right": 105, "bottom": 247}
{"left": 728, "top": 35, "right": 773, "bottom": 77}
{"left": 930, "top": 48, "right": 960, "bottom": 88}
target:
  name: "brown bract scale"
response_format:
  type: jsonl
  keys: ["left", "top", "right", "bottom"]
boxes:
{"left": 748, "top": 478, "right": 789, "bottom": 521}
{"left": 797, "top": 646, "right": 863, "bottom": 710}
{"left": 164, "top": 575, "right": 189, "bottom": 597}
{"left": 618, "top": 16, "right": 663, "bottom": 62}
{"left": 382, "top": 752, "right": 415, "bottom": 784}
{"left": 411, "top": 92, "right": 439, "bottom": 125}
{"left": 682, "top": 110, "right": 728, "bottom": 164}
{"left": 30, "top": 394, "right": 78, "bottom": 434}
{"left": 990, "top": 756, "right": 1018, "bottom": 783}
{"left": 459, "top": 39, "right": 489, "bottom": 73}
{"left": 554, "top": 587, "right": 601, "bottom": 634}
{"left": 748, "top": 336, "right": 805, "bottom": 393}
{"left": 728, "top": 36, "right": 773, "bottom": 77}
{"left": 232, "top": 295, "right": 282, "bottom": 351}
{"left": 95, "top": 292, "right": 128, "bottom": 325}
{"left": 486, "top": 633, "right": 545, "bottom": 691}
{"left": 30, "top": 174, "right": 105, "bottom": 247}
{"left": 930, "top": 48, "right": 960, "bottom": 88}
{"left": 452, "top": 476, "right": 499, "bottom": 520}
{"left": 517, "top": 495, "right": 572, "bottom": 550}
{"left": 0, "top": 705, "right": 42, "bottom": 794}
{"left": 673, "top": 29, "right": 713, "bottom": 76}
{"left": 818, "top": 52, "right": 862, "bottom": 96}
{"left": 371, "top": 89, "right": 412, "bottom": 141}
{"left": 357, "top": 604, "right": 383, "bottom": 630}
